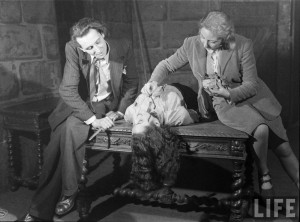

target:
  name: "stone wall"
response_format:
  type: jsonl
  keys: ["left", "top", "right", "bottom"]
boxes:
{"left": 132, "top": 0, "right": 219, "bottom": 91}
{"left": 0, "top": 0, "right": 61, "bottom": 193}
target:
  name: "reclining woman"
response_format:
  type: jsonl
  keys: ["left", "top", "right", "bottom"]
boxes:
{"left": 123, "top": 83, "right": 199, "bottom": 200}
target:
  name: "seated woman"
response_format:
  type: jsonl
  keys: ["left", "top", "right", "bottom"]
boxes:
{"left": 123, "top": 83, "right": 199, "bottom": 201}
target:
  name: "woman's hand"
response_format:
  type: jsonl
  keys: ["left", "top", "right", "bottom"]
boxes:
{"left": 207, "top": 80, "right": 230, "bottom": 99}
{"left": 141, "top": 81, "right": 158, "bottom": 96}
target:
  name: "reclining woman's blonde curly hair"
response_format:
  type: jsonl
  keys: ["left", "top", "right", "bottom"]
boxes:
{"left": 199, "top": 11, "right": 236, "bottom": 50}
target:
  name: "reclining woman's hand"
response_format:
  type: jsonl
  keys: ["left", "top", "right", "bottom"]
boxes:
{"left": 91, "top": 117, "right": 114, "bottom": 130}
{"left": 188, "top": 109, "right": 200, "bottom": 123}
{"left": 141, "top": 81, "right": 158, "bottom": 96}
{"left": 106, "top": 111, "right": 124, "bottom": 121}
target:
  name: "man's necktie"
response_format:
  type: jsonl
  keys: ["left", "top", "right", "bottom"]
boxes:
{"left": 89, "top": 57, "right": 98, "bottom": 101}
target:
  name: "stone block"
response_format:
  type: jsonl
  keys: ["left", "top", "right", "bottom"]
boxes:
{"left": 0, "top": 25, "right": 42, "bottom": 60}
{"left": 163, "top": 21, "right": 198, "bottom": 49}
{"left": 133, "top": 22, "right": 161, "bottom": 48}
{"left": 41, "top": 61, "right": 62, "bottom": 92}
{"left": 134, "top": 49, "right": 151, "bottom": 75}
{"left": 0, "top": 0, "right": 21, "bottom": 23}
{"left": 108, "top": 23, "right": 132, "bottom": 39}
{"left": 148, "top": 48, "right": 174, "bottom": 69}
{"left": 162, "top": 71, "right": 198, "bottom": 93}
{"left": 150, "top": 48, "right": 191, "bottom": 71}
{"left": 19, "top": 61, "right": 43, "bottom": 95}
{"left": 93, "top": 0, "right": 132, "bottom": 23}
{"left": 109, "top": 0, "right": 131, "bottom": 23}
{"left": 19, "top": 61, "right": 62, "bottom": 95}
{"left": 0, "top": 63, "right": 19, "bottom": 101}
{"left": 100, "top": 0, "right": 123, "bottom": 23}
{"left": 55, "top": 0, "right": 85, "bottom": 23}
{"left": 120, "top": 0, "right": 133, "bottom": 23}
{"left": 134, "top": 47, "right": 191, "bottom": 75}
{"left": 169, "top": 0, "right": 209, "bottom": 21}
{"left": 22, "top": 0, "right": 56, "bottom": 24}
{"left": 42, "top": 26, "right": 59, "bottom": 59}
{"left": 134, "top": 0, "right": 167, "bottom": 21}
{"left": 221, "top": 1, "right": 277, "bottom": 26}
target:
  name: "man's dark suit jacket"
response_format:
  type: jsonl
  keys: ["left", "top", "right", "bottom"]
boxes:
{"left": 48, "top": 38, "right": 139, "bottom": 130}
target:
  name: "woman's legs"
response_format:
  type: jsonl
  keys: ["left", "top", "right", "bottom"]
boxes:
{"left": 273, "top": 142, "right": 299, "bottom": 189}
{"left": 252, "top": 123, "right": 299, "bottom": 192}
{"left": 252, "top": 124, "right": 273, "bottom": 190}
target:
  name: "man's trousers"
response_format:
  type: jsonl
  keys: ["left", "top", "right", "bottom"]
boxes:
{"left": 29, "top": 101, "right": 110, "bottom": 220}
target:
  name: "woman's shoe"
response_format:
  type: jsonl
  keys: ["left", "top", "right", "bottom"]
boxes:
{"left": 259, "top": 171, "right": 275, "bottom": 200}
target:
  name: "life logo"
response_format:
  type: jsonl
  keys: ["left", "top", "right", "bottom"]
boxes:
{"left": 253, "top": 197, "right": 298, "bottom": 219}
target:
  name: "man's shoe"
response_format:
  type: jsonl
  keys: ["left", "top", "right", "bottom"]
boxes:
{"left": 55, "top": 193, "right": 77, "bottom": 216}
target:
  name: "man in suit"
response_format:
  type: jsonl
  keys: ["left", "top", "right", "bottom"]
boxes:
{"left": 20, "top": 17, "right": 139, "bottom": 221}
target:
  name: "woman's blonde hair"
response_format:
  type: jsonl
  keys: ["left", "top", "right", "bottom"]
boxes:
{"left": 199, "top": 11, "right": 236, "bottom": 49}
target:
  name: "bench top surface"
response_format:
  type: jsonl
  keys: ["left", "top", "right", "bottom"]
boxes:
{"left": 0, "top": 97, "right": 59, "bottom": 116}
{"left": 104, "top": 120, "right": 248, "bottom": 140}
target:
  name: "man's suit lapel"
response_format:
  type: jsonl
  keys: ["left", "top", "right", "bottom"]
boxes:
{"left": 110, "top": 60, "right": 123, "bottom": 98}
{"left": 80, "top": 51, "right": 91, "bottom": 79}
{"left": 107, "top": 39, "right": 124, "bottom": 99}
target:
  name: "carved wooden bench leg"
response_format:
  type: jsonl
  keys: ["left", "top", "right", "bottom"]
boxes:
{"left": 6, "top": 130, "right": 20, "bottom": 191}
{"left": 229, "top": 160, "right": 244, "bottom": 222}
{"left": 241, "top": 143, "right": 255, "bottom": 217}
{"left": 77, "top": 154, "right": 91, "bottom": 221}
{"left": 111, "top": 152, "right": 122, "bottom": 187}
{"left": 36, "top": 131, "right": 43, "bottom": 177}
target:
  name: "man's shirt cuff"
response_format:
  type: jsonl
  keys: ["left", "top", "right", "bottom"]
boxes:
{"left": 84, "top": 115, "right": 96, "bottom": 125}
{"left": 117, "top": 111, "right": 124, "bottom": 118}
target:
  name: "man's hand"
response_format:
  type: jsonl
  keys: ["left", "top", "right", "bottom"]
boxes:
{"left": 106, "top": 111, "right": 124, "bottom": 121}
{"left": 141, "top": 81, "right": 158, "bottom": 96}
{"left": 91, "top": 117, "right": 114, "bottom": 130}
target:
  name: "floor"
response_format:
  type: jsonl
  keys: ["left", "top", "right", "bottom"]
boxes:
{"left": 0, "top": 124, "right": 298, "bottom": 222}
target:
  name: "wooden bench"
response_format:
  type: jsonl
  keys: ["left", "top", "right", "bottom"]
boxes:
{"left": 77, "top": 119, "right": 254, "bottom": 222}
{"left": 0, "top": 97, "right": 59, "bottom": 190}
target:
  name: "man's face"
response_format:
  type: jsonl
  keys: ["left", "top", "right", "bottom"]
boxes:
{"left": 132, "top": 111, "right": 160, "bottom": 134}
{"left": 76, "top": 29, "right": 107, "bottom": 59}
{"left": 199, "top": 27, "right": 222, "bottom": 51}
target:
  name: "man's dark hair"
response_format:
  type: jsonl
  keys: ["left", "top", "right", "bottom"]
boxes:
{"left": 70, "top": 17, "right": 108, "bottom": 41}
{"left": 130, "top": 125, "right": 183, "bottom": 191}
